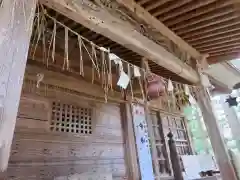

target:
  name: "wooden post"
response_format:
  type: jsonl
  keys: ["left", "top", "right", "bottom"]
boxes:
{"left": 0, "top": 0, "right": 36, "bottom": 171}
{"left": 120, "top": 103, "right": 140, "bottom": 180}
{"left": 197, "top": 88, "right": 238, "bottom": 180}
{"left": 167, "top": 132, "right": 184, "bottom": 180}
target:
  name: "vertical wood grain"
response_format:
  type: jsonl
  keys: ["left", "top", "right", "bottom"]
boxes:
{"left": 0, "top": 0, "right": 36, "bottom": 171}
{"left": 120, "top": 103, "right": 140, "bottom": 180}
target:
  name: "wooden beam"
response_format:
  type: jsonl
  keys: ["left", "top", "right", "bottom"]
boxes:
{"left": 115, "top": 0, "right": 201, "bottom": 60}
{"left": 0, "top": 0, "right": 37, "bottom": 171}
{"left": 169, "top": 6, "right": 235, "bottom": 30}
{"left": 159, "top": 0, "right": 217, "bottom": 22}
{"left": 41, "top": 0, "right": 199, "bottom": 83}
{"left": 165, "top": 0, "right": 233, "bottom": 27}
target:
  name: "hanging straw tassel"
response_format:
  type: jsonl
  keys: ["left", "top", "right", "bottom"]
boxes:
{"left": 107, "top": 49, "right": 113, "bottom": 91}
{"left": 47, "top": 21, "right": 56, "bottom": 67}
{"left": 101, "top": 49, "right": 109, "bottom": 102}
{"left": 128, "top": 64, "right": 134, "bottom": 100}
{"left": 91, "top": 42, "right": 100, "bottom": 78}
{"left": 52, "top": 19, "right": 56, "bottom": 63}
{"left": 32, "top": 11, "right": 44, "bottom": 60}
{"left": 78, "top": 36, "right": 84, "bottom": 76}
{"left": 63, "top": 27, "right": 70, "bottom": 70}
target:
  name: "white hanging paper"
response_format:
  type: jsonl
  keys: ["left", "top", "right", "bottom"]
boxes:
{"left": 117, "top": 71, "right": 130, "bottom": 89}
{"left": 109, "top": 54, "right": 123, "bottom": 71}
{"left": 184, "top": 84, "right": 190, "bottom": 95}
{"left": 189, "top": 94, "right": 197, "bottom": 105}
{"left": 167, "top": 79, "right": 174, "bottom": 92}
{"left": 200, "top": 73, "right": 211, "bottom": 87}
{"left": 184, "top": 84, "right": 196, "bottom": 104}
{"left": 134, "top": 65, "right": 141, "bottom": 77}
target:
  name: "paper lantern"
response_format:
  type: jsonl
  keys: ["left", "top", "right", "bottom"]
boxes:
{"left": 147, "top": 74, "right": 165, "bottom": 100}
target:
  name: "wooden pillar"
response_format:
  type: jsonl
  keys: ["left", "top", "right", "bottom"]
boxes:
{"left": 197, "top": 88, "right": 237, "bottom": 180}
{"left": 0, "top": 0, "right": 36, "bottom": 171}
{"left": 120, "top": 103, "right": 140, "bottom": 180}
{"left": 167, "top": 132, "right": 184, "bottom": 180}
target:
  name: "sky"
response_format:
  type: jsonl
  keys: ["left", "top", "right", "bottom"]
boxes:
{"left": 230, "top": 59, "right": 240, "bottom": 71}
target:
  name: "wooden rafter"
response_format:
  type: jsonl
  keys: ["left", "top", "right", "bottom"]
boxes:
{"left": 195, "top": 35, "right": 240, "bottom": 49}
{"left": 200, "top": 43, "right": 240, "bottom": 53}
{"left": 186, "top": 25, "right": 240, "bottom": 43}
{"left": 152, "top": 0, "right": 192, "bottom": 17}
{"left": 145, "top": 0, "right": 172, "bottom": 11}
{"left": 210, "top": 48, "right": 240, "bottom": 57}
{"left": 177, "top": 14, "right": 239, "bottom": 35}
{"left": 171, "top": 7, "right": 235, "bottom": 31}
{"left": 208, "top": 53, "right": 240, "bottom": 64}
{"left": 183, "top": 19, "right": 240, "bottom": 39}
{"left": 190, "top": 30, "right": 240, "bottom": 46}
{"left": 159, "top": 0, "right": 217, "bottom": 22}
{"left": 164, "top": 0, "right": 233, "bottom": 26}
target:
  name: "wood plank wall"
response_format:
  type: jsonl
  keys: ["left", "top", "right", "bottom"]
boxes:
{"left": 5, "top": 67, "right": 127, "bottom": 180}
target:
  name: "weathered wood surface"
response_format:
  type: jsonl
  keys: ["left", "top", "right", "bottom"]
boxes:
{"left": 115, "top": 0, "right": 201, "bottom": 60}
{"left": 0, "top": 0, "right": 36, "bottom": 171}
{"left": 41, "top": 0, "right": 199, "bottom": 83}
{"left": 5, "top": 69, "right": 127, "bottom": 180}
{"left": 120, "top": 103, "right": 140, "bottom": 180}
{"left": 197, "top": 88, "right": 237, "bottom": 180}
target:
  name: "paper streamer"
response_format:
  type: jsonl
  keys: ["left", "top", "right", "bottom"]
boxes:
{"left": 134, "top": 65, "right": 141, "bottom": 77}
{"left": 117, "top": 71, "right": 130, "bottom": 89}
{"left": 167, "top": 79, "right": 174, "bottom": 92}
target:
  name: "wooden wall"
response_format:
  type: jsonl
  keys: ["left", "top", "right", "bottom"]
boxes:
{"left": 5, "top": 65, "right": 127, "bottom": 180}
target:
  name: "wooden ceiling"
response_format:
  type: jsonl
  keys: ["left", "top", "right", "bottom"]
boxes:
{"left": 136, "top": 0, "right": 240, "bottom": 63}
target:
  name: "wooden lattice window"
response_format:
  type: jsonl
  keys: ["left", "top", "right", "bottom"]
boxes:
{"left": 50, "top": 101, "right": 93, "bottom": 134}
{"left": 161, "top": 115, "right": 192, "bottom": 155}
{"left": 149, "top": 111, "right": 171, "bottom": 177}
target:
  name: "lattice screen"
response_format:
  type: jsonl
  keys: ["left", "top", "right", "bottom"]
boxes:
{"left": 149, "top": 111, "right": 171, "bottom": 177}
{"left": 50, "top": 101, "right": 93, "bottom": 134}
{"left": 161, "top": 115, "right": 192, "bottom": 155}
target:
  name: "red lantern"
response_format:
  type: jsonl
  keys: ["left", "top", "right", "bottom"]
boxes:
{"left": 147, "top": 74, "right": 166, "bottom": 100}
